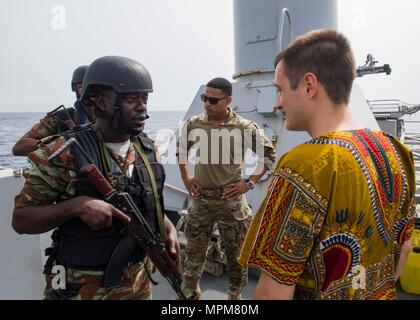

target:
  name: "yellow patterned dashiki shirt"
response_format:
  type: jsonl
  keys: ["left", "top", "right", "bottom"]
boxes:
{"left": 239, "top": 129, "right": 416, "bottom": 300}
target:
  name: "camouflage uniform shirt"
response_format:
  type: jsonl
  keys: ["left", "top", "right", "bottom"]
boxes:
{"left": 30, "top": 101, "right": 93, "bottom": 143}
{"left": 14, "top": 130, "right": 152, "bottom": 300}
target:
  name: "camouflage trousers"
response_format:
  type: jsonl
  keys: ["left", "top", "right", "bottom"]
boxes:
{"left": 44, "top": 259, "right": 153, "bottom": 300}
{"left": 184, "top": 194, "right": 252, "bottom": 296}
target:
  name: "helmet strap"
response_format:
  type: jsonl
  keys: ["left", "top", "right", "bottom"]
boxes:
{"left": 111, "top": 95, "right": 123, "bottom": 131}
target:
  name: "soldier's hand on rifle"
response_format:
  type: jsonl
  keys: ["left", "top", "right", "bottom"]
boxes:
{"left": 165, "top": 217, "right": 183, "bottom": 277}
{"left": 75, "top": 196, "right": 131, "bottom": 231}
{"left": 182, "top": 176, "right": 200, "bottom": 198}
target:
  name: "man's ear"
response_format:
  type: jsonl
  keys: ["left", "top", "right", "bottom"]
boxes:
{"left": 93, "top": 94, "right": 107, "bottom": 112}
{"left": 302, "top": 72, "right": 318, "bottom": 98}
{"left": 226, "top": 96, "right": 232, "bottom": 104}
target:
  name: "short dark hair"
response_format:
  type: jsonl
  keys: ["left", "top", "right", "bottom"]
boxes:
{"left": 274, "top": 29, "right": 356, "bottom": 105}
{"left": 206, "top": 77, "right": 232, "bottom": 97}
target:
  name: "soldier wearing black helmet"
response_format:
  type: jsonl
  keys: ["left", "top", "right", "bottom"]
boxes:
{"left": 12, "top": 65, "right": 96, "bottom": 156}
{"left": 12, "top": 56, "right": 181, "bottom": 300}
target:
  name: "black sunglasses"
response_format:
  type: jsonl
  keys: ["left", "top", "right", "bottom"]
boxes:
{"left": 200, "top": 93, "right": 227, "bottom": 105}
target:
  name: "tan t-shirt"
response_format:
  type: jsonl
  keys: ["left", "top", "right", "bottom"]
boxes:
{"left": 177, "top": 108, "right": 277, "bottom": 189}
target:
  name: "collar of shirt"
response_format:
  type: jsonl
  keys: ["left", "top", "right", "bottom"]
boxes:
{"left": 105, "top": 140, "right": 136, "bottom": 177}
{"left": 202, "top": 107, "right": 235, "bottom": 125}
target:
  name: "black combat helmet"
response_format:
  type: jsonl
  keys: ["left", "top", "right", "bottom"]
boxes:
{"left": 71, "top": 65, "right": 89, "bottom": 92}
{"left": 81, "top": 56, "right": 153, "bottom": 101}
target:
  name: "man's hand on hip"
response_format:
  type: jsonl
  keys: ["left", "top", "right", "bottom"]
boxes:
{"left": 223, "top": 180, "right": 249, "bottom": 200}
{"left": 182, "top": 176, "right": 200, "bottom": 198}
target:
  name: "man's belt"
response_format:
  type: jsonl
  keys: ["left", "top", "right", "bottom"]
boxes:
{"left": 198, "top": 187, "right": 224, "bottom": 199}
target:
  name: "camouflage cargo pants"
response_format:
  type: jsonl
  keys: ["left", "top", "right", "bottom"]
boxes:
{"left": 184, "top": 194, "right": 252, "bottom": 296}
{"left": 44, "top": 260, "right": 153, "bottom": 300}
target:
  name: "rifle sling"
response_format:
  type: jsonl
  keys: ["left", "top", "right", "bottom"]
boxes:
{"left": 132, "top": 138, "right": 167, "bottom": 244}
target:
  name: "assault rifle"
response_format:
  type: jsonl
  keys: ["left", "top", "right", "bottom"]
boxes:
{"left": 49, "top": 137, "right": 187, "bottom": 300}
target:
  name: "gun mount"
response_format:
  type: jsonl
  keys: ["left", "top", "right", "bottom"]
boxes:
{"left": 357, "top": 54, "right": 392, "bottom": 78}
{"left": 369, "top": 99, "right": 420, "bottom": 141}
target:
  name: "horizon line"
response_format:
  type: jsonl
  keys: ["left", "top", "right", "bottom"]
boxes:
{"left": 0, "top": 110, "right": 186, "bottom": 113}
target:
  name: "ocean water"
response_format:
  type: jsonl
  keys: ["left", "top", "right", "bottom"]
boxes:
{"left": 1, "top": 110, "right": 419, "bottom": 169}
{"left": 0, "top": 111, "right": 185, "bottom": 169}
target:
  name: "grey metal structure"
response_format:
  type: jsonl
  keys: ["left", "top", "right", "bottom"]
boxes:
{"left": 162, "top": 0, "right": 378, "bottom": 217}
{"left": 368, "top": 99, "right": 420, "bottom": 140}
{"left": 161, "top": 0, "right": 380, "bottom": 278}
{"left": 233, "top": 0, "right": 337, "bottom": 82}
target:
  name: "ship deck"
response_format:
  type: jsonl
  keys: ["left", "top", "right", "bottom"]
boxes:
{"left": 151, "top": 267, "right": 419, "bottom": 300}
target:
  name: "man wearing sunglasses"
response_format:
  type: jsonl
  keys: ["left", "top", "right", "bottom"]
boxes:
{"left": 177, "top": 77, "right": 277, "bottom": 300}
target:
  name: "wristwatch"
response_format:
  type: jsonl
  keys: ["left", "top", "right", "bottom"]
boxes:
{"left": 245, "top": 178, "right": 255, "bottom": 190}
